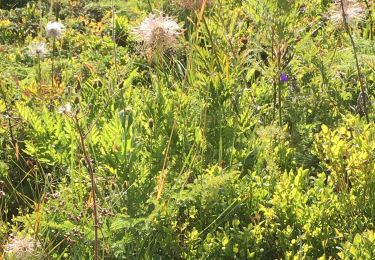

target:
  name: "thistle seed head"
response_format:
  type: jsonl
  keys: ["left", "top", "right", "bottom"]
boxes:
{"left": 4, "top": 235, "right": 42, "bottom": 260}
{"left": 133, "top": 14, "right": 183, "bottom": 58}
{"left": 329, "top": 0, "right": 366, "bottom": 24}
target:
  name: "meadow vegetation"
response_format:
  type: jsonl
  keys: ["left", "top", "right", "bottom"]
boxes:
{"left": 0, "top": 0, "right": 374, "bottom": 259}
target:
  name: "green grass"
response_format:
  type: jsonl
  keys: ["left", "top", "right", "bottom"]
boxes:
{"left": 0, "top": 0, "right": 374, "bottom": 259}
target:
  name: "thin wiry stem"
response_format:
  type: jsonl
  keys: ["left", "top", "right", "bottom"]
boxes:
{"left": 157, "top": 119, "right": 176, "bottom": 200}
{"left": 1, "top": 91, "right": 16, "bottom": 152}
{"left": 112, "top": 0, "right": 119, "bottom": 86}
{"left": 37, "top": 57, "right": 42, "bottom": 89}
{"left": 278, "top": 80, "right": 282, "bottom": 126}
{"left": 339, "top": 0, "right": 370, "bottom": 123}
{"left": 273, "top": 81, "right": 276, "bottom": 120}
{"left": 271, "top": 28, "right": 277, "bottom": 121}
{"left": 74, "top": 116, "right": 99, "bottom": 260}
{"left": 51, "top": 38, "right": 55, "bottom": 89}
{"left": 38, "top": 0, "right": 42, "bottom": 36}
{"left": 363, "top": 0, "right": 373, "bottom": 40}
{"left": 276, "top": 42, "right": 282, "bottom": 127}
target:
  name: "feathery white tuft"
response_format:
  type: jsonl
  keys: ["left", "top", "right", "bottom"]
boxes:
{"left": 58, "top": 103, "right": 73, "bottom": 116}
{"left": 28, "top": 42, "right": 48, "bottom": 58}
{"left": 329, "top": 0, "right": 366, "bottom": 24}
{"left": 4, "top": 235, "right": 41, "bottom": 259}
{"left": 46, "top": 22, "right": 65, "bottom": 38}
{"left": 133, "top": 14, "right": 182, "bottom": 57}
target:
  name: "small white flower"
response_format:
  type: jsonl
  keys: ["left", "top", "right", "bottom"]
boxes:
{"left": 28, "top": 42, "right": 48, "bottom": 58}
{"left": 133, "top": 14, "right": 182, "bottom": 57}
{"left": 46, "top": 22, "right": 65, "bottom": 38}
{"left": 329, "top": 0, "right": 366, "bottom": 24}
{"left": 58, "top": 103, "right": 73, "bottom": 116}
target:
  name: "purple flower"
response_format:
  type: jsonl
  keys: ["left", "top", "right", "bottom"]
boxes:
{"left": 280, "top": 73, "right": 288, "bottom": 83}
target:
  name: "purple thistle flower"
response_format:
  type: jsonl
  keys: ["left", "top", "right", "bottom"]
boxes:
{"left": 280, "top": 73, "right": 288, "bottom": 83}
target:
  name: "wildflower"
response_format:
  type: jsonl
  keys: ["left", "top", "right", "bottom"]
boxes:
{"left": 329, "top": 0, "right": 366, "bottom": 24}
{"left": 46, "top": 21, "right": 65, "bottom": 38}
{"left": 133, "top": 14, "right": 182, "bottom": 57}
{"left": 175, "top": 0, "right": 212, "bottom": 11}
{"left": 280, "top": 73, "right": 288, "bottom": 83}
{"left": 28, "top": 42, "right": 48, "bottom": 58}
{"left": 4, "top": 235, "right": 41, "bottom": 260}
{"left": 58, "top": 103, "right": 73, "bottom": 116}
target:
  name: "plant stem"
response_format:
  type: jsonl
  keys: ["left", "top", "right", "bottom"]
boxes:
{"left": 364, "top": 0, "right": 373, "bottom": 40}
{"left": 273, "top": 81, "right": 276, "bottom": 120}
{"left": 2, "top": 93, "right": 16, "bottom": 151}
{"left": 272, "top": 28, "right": 277, "bottom": 121}
{"left": 278, "top": 81, "right": 282, "bottom": 126}
{"left": 38, "top": 0, "right": 42, "bottom": 37}
{"left": 112, "top": 0, "right": 118, "bottom": 86}
{"left": 51, "top": 38, "right": 55, "bottom": 89}
{"left": 339, "top": 0, "right": 370, "bottom": 123}
{"left": 146, "top": 0, "right": 153, "bottom": 13}
{"left": 38, "top": 57, "right": 41, "bottom": 89}
{"left": 74, "top": 116, "right": 99, "bottom": 260}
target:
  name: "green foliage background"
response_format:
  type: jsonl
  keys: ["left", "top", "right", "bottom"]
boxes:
{"left": 0, "top": 0, "right": 374, "bottom": 259}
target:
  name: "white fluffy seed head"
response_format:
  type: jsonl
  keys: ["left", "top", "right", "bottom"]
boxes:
{"left": 46, "top": 22, "right": 65, "bottom": 38}
{"left": 132, "top": 14, "right": 182, "bottom": 58}
{"left": 58, "top": 103, "right": 73, "bottom": 116}
{"left": 28, "top": 42, "right": 48, "bottom": 58}
{"left": 4, "top": 236, "right": 41, "bottom": 260}
{"left": 329, "top": 0, "right": 366, "bottom": 24}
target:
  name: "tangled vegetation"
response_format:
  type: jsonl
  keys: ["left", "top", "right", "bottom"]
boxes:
{"left": 0, "top": 0, "right": 374, "bottom": 259}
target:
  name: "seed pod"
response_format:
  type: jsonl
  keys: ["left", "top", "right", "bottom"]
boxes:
{"left": 148, "top": 118, "right": 154, "bottom": 129}
{"left": 240, "top": 37, "right": 248, "bottom": 45}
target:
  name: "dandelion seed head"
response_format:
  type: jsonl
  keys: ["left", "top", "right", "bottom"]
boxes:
{"left": 28, "top": 42, "right": 48, "bottom": 58}
{"left": 46, "top": 22, "right": 65, "bottom": 38}
{"left": 133, "top": 14, "right": 182, "bottom": 57}
{"left": 329, "top": 0, "right": 366, "bottom": 24}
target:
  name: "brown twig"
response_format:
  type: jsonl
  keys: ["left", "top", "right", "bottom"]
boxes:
{"left": 74, "top": 115, "right": 99, "bottom": 260}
